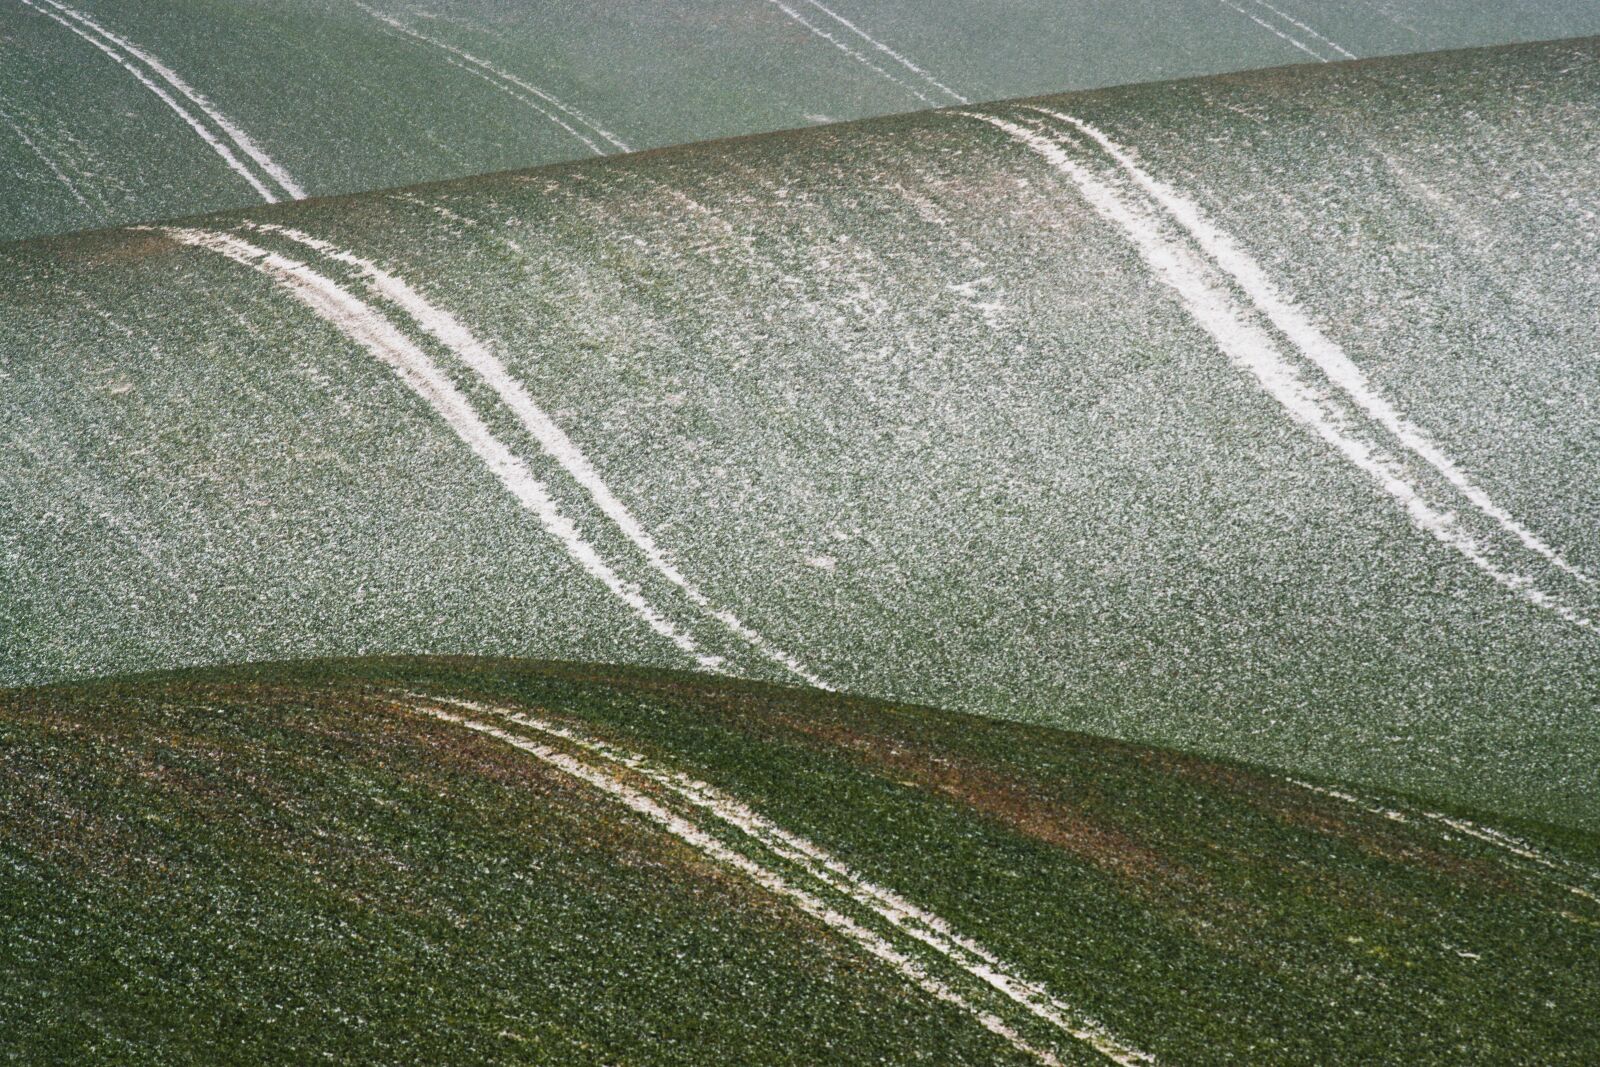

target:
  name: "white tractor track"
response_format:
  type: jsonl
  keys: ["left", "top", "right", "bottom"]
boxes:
{"left": 245, "top": 221, "right": 831, "bottom": 690}
{"left": 1023, "top": 105, "right": 1591, "bottom": 591}
{"left": 15, "top": 0, "right": 301, "bottom": 199}
{"left": 410, "top": 694, "right": 1155, "bottom": 1066}
{"left": 348, "top": 0, "right": 629, "bottom": 155}
{"left": 0, "top": 105, "right": 93, "bottom": 211}
{"left": 793, "top": 0, "right": 967, "bottom": 104}
{"left": 159, "top": 220, "right": 831, "bottom": 689}
{"left": 762, "top": 0, "right": 946, "bottom": 108}
{"left": 439, "top": 54, "right": 610, "bottom": 156}
{"left": 1248, "top": 0, "right": 1358, "bottom": 59}
{"left": 154, "top": 224, "right": 725, "bottom": 672}
{"left": 1284, "top": 776, "right": 1600, "bottom": 905}
{"left": 959, "top": 107, "right": 1596, "bottom": 635}
{"left": 1216, "top": 0, "right": 1328, "bottom": 62}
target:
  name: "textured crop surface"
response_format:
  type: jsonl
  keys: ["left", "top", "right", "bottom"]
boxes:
{"left": 1, "top": 656, "right": 1597, "bottom": 1064}
{"left": 4, "top": 39, "right": 1599, "bottom": 828}
{"left": 4, "top": 0, "right": 1600, "bottom": 239}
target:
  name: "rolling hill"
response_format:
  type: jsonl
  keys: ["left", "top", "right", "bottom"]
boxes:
{"left": 3, "top": 656, "right": 1597, "bottom": 1063}
{"left": 5, "top": 38, "right": 1599, "bottom": 829}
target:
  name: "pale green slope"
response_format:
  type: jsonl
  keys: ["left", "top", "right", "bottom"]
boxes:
{"left": 3, "top": 39, "right": 1598, "bottom": 827}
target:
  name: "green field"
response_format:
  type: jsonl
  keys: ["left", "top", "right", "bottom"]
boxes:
{"left": 5, "top": 39, "right": 1599, "bottom": 829}
{"left": 5, "top": 0, "right": 1600, "bottom": 240}
{"left": 5, "top": 8, "right": 1599, "bottom": 1059}
{"left": 3, "top": 656, "right": 1597, "bottom": 1063}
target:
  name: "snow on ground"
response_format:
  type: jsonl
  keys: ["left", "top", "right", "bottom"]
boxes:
{"left": 3, "top": 39, "right": 1599, "bottom": 831}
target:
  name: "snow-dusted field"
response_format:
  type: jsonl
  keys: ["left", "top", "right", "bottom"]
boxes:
{"left": 4, "top": 39, "right": 1599, "bottom": 830}
{"left": 4, "top": 0, "right": 1600, "bottom": 239}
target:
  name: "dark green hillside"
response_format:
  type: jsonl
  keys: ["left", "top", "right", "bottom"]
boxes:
{"left": 2, "top": 658, "right": 1597, "bottom": 1063}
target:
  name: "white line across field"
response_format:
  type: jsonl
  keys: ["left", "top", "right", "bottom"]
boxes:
{"left": 384, "top": 191, "right": 526, "bottom": 252}
{"left": 348, "top": 0, "right": 629, "bottom": 155}
{"left": 154, "top": 225, "right": 725, "bottom": 672}
{"left": 18, "top": 0, "right": 300, "bottom": 199}
{"left": 414, "top": 696, "right": 1155, "bottom": 1065}
{"left": 962, "top": 109, "right": 1595, "bottom": 634}
{"left": 796, "top": 0, "right": 968, "bottom": 104}
{"left": 1284, "top": 777, "right": 1600, "bottom": 904}
{"left": 414, "top": 703, "right": 1072, "bottom": 1066}
{"left": 0, "top": 106, "right": 92, "bottom": 211}
{"left": 1025, "top": 106, "right": 1591, "bottom": 591}
{"left": 763, "top": 0, "right": 945, "bottom": 108}
{"left": 247, "top": 221, "right": 832, "bottom": 691}
{"left": 1248, "top": 0, "right": 1358, "bottom": 59}
{"left": 34, "top": 0, "right": 304, "bottom": 197}
{"left": 1216, "top": 0, "right": 1327, "bottom": 61}
{"left": 437, "top": 55, "right": 608, "bottom": 156}
{"left": 14, "top": 0, "right": 284, "bottom": 202}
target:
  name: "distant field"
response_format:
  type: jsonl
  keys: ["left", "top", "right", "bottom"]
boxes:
{"left": 2, "top": 657, "right": 1596, "bottom": 1063}
{"left": 5, "top": 39, "right": 1598, "bottom": 828}
{"left": 5, "top": 0, "right": 1600, "bottom": 239}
